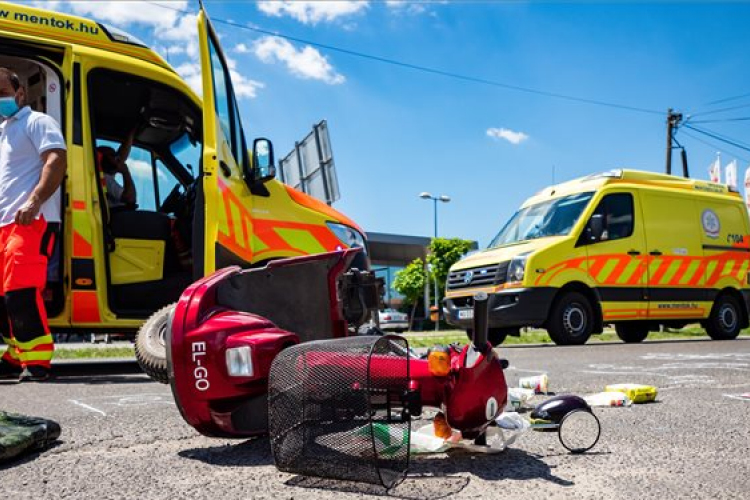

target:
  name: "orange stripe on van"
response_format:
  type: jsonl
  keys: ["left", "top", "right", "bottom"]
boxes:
{"left": 73, "top": 231, "right": 93, "bottom": 258}
{"left": 72, "top": 200, "right": 86, "bottom": 210}
{"left": 71, "top": 291, "right": 101, "bottom": 323}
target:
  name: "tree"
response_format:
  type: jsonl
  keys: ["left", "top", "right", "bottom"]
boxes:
{"left": 393, "top": 258, "right": 427, "bottom": 328}
{"left": 426, "top": 237, "right": 474, "bottom": 302}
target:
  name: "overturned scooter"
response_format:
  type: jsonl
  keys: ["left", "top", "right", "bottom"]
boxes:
{"left": 166, "top": 249, "right": 599, "bottom": 488}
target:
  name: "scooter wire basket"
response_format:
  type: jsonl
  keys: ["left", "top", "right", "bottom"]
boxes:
{"left": 269, "top": 336, "right": 411, "bottom": 489}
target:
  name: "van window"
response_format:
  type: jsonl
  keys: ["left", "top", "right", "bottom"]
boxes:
{"left": 490, "top": 192, "right": 594, "bottom": 247}
{"left": 590, "top": 193, "right": 634, "bottom": 242}
{"left": 208, "top": 31, "right": 249, "bottom": 173}
{"left": 96, "top": 140, "right": 157, "bottom": 211}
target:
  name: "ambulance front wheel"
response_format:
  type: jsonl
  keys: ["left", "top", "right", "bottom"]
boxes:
{"left": 546, "top": 292, "right": 594, "bottom": 346}
{"left": 705, "top": 294, "right": 743, "bottom": 341}
{"left": 135, "top": 303, "right": 176, "bottom": 384}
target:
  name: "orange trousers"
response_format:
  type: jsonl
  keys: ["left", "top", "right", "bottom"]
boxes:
{"left": 0, "top": 218, "right": 55, "bottom": 369}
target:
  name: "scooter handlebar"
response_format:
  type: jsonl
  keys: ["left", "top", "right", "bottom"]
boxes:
{"left": 472, "top": 292, "right": 489, "bottom": 352}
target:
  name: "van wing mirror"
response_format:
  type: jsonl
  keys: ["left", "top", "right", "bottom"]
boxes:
{"left": 250, "top": 137, "right": 276, "bottom": 185}
{"left": 588, "top": 214, "right": 605, "bottom": 242}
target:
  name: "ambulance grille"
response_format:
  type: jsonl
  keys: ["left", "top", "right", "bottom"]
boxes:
{"left": 447, "top": 261, "right": 509, "bottom": 291}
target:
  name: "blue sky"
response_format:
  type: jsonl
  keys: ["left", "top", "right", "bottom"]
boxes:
{"left": 31, "top": 1, "right": 750, "bottom": 246}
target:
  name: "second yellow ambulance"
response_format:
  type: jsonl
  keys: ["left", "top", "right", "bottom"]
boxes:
{"left": 445, "top": 170, "right": 750, "bottom": 345}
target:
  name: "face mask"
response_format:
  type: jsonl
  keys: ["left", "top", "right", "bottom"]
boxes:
{"left": 0, "top": 96, "right": 19, "bottom": 118}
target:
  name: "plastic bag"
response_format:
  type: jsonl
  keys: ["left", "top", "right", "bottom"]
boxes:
{"left": 507, "top": 387, "right": 535, "bottom": 410}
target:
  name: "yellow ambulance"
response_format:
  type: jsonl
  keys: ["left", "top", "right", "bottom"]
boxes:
{"left": 0, "top": 3, "right": 366, "bottom": 347}
{"left": 445, "top": 170, "right": 750, "bottom": 345}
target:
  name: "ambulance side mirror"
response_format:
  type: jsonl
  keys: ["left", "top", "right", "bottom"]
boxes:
{"left": 250, "top": 138, "right": 276, "bottom": 184}
{"left": 588, "top": 214, "right": 605, "bottom": 242}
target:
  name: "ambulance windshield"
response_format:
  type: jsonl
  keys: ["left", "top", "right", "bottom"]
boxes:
{"left": 490, "top": 192, "right": 594, "bottom": 247}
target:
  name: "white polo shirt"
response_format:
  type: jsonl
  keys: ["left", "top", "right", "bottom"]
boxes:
{"left": 0, "top": 106, "right": 66, "bottom": 227}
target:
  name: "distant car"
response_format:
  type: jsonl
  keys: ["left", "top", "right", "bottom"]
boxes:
{"left": 378, "top": 309, "right": 409, "bottom": 333}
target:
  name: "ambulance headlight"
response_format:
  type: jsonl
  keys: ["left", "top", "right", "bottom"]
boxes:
{"left": 226, "top": 346, "right": 254, "bottom": 377}
{"left": 507, "top": 253, "right": 531, "bottom": 284}
{"left": 327, "top": 223, "right": 366, "bottom": 252}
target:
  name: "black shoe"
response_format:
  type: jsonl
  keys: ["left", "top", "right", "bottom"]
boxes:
{"left": 18, "top": 365, "right": 51, "bottom": 382}
{"left": 0, "top": 361, "right": 22, "bottom": 379}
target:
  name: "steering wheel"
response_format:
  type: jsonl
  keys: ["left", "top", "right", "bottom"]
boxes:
{"left": 159, "top": 184, "right": 184, "bottom": 214}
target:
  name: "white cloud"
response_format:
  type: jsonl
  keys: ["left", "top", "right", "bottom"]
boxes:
{"left": 257, "top": 1, "right": 368, "bottom": 25}
{"left": 33, "top": 1, "right": 262, "bottom": 100}
{"left": 487, "top": 128, "right": 529, "bottom": 145}
{"left": 386, "top": 0, "right": 427, "bottom": 15}
{"left": 175, "top": 61, "right": 264, "bottom": 99}
{"left": 66, "top": 1, "right": 186, "bottom": 30}
{"left": 253, "top": 36, "right": 345, "bottom": 85}
{"left": 234, "top": 43, "right": 251, "bottom": 54}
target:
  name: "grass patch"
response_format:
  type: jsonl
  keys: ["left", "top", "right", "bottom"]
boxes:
{"left": 54, "top": 347, "right": 135, "bottom": 360}
{"left": 403, "top": 327, "right": 750, "bottom": 348}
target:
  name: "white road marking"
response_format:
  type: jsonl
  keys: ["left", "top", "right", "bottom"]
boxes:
{"left": 723, "top": 394, "right": 750, "bottom": 402}
{"left": 69, "top": 399, "right": 107, "bottom": 416}
{"left": 68, "top": 393, "right": 173, "bottom": 414}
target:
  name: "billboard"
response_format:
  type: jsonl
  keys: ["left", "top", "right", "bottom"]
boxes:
{"left": 278, "top": 120, "right": 340, "bottom": 205}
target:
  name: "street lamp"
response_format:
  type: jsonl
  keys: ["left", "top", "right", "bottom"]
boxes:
{"left": 419, "top": 192, "right": 451, "bottom": 331}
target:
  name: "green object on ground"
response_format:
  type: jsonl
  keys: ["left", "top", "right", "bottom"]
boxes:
{"left": 0, "top": 411, "right": 61, "bottom": 463}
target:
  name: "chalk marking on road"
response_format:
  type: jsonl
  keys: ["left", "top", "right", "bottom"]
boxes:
{"left": 581, "top": 370, "right": 667, "bottom": 377}
{"left": 76, "top": 393, "right": 174, "bottom": 408}
{"left": 69, "top": 399, "right": 107, "bottom": 416}
{"left": 506, "top": 367, "right": 548, "bottom": 374}
{"left": 723, "top": 394, "right": 750, "bottom": 402}
{"left": 641, "top": 353, "right": 750, "bottom": 362}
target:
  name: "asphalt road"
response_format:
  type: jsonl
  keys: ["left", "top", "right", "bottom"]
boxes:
{"left": 2, "top": 338, "right": 749, "bottom": 499}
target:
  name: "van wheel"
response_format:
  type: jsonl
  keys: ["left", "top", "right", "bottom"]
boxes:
{"left": 135, "top": 304, "right": 176, "bottom": 384}
{"left": 615, "top": 322, "right": 649, "bottom": 343}
{"left": 705, "top": 295, "right": 742, "bottom": 340}
{"left": 547, "top": 292, "right": 594, "bottom": 345}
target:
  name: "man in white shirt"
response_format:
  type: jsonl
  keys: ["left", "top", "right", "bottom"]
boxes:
{"left": 0, "top": 67, "right": 67, "bottom": 382}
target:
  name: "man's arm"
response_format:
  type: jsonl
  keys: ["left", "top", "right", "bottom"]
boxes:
{"left": 15, "top": 148, "right": 67, "bottom": 226}
{"left": 116, "top": 162, "right": 137, "bottom": 205}
{"left": 116, "top": 127, "right": 137, "bottom": 168}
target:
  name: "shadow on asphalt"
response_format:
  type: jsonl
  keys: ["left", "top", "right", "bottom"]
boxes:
{"left": 285, "top": 447, "right": 573, "bottom": 498}
{"left": 178, "top": 437, "right": 273, "bottom": 467}
{"left": 0, "top": 440, "right": 62, "bottom": 471}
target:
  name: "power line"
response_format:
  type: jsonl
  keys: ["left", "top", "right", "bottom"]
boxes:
{"left": 702, "top": 91, "right": 750, "bottom": 107}
{"left": 147, "top": 1, "right": 663, "bottom": 116}
{"left": 689, "top": 102, "right": 750, "bottom": 118}
{"left": 680, "top": 129, "right": 750, "bottom": 164}
{"left": 683, "top": 124, "right": 750, "bottom": 156}
{"left": 689, "top": 116, "right": 750, "bottom": 124}
{"left": 686, "top": 124, "right": 750, "bottom": 150}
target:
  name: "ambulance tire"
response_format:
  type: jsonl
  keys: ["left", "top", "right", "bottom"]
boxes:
{"left": 135, "top": 303, "right": 176, "bottom": 384}
{"left": 705, "top": 295, "right": 742, "bottom": 341}
{"left": 547, "top": 292, "right": 594, "bottom": 346}
{"left": 465, "top": 328, "right": 508, "bottom": 347}
{"left": 614, "top": 322, "right": 649, "bottom": 343}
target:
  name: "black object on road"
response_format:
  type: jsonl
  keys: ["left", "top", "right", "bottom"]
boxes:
{"left": 0, "top": 411, "right": 61, "bottom": 464}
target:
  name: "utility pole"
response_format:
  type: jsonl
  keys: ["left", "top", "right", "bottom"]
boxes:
{"left": 665, "top": 108, "right": 683, "bottom": 175}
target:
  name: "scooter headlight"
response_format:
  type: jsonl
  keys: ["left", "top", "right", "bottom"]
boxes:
{"left": 326, "top": 223, "right": 366, "bottom": 252}
{"left": 226, "top": 346, "right": 254, "bottom": 377}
